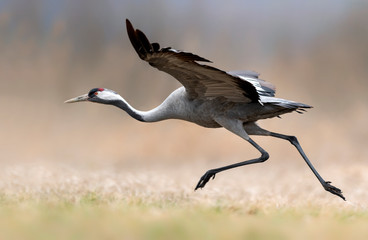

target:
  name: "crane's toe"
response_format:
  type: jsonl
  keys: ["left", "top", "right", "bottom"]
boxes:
{"left": 323, "top": 181, "right": 345, "bottom": 201}
{"left": 195, "top": 170, "right": 216, "bottom": 190}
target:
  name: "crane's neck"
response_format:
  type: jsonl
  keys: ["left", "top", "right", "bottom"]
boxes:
{"left": 111, "top": 96, "right": 169, "bottom": 123}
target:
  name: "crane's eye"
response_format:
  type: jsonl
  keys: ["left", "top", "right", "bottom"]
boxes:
{"left": 88, "top": 88, "right": 104, "bottom": 98}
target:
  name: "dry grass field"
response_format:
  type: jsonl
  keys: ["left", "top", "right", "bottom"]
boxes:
{"left": 0, "top": 156, "right": 367, "bottom": 239}
{"left": 1, "top": 159, "right": 368, "bottom": 240}
{"left": 1, "top": 1, "right": 368, "bottom": 239}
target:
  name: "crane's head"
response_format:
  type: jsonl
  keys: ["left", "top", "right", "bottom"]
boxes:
{"left": 65, "top": 88, "right": 122, "bottom": 104}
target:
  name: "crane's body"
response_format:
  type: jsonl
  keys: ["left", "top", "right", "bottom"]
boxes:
{"left": 112, "top": 86, "right": 308, "bottom": 128}
{"left": 65, "top": 19, "right": 345, "bottom": 200}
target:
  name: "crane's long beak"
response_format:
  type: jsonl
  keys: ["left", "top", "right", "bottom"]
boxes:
{"left": 64, "top": 94, "right": 89, "bottom": 103}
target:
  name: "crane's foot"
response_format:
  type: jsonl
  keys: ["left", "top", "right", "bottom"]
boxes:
{"left": 323, "top": 181, "right": 345, "bottom": 201}
{"left": 194, "top": 170, "right": 217, "bottom": 190}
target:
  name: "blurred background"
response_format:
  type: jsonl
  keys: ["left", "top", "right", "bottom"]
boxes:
{"left": 0, "top": 0, "right": 367, "bottom": 203}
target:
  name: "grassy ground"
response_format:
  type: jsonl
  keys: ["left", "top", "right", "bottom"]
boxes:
{"left": 0, "top": 193, "right": 367, "bottom": 240}
{"left": 0, "top": 160, "right": 367, "bottom": 240}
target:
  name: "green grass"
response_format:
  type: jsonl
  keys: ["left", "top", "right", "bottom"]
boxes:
{"left": 0, "top": 193, "right": 367, "bottom": 240}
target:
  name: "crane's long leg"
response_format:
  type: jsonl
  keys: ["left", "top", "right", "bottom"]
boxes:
{"left": 269, "top": 132, "right": 345, "bottom": 200}
{"left": 195, "top": 117, "right": 271, "bottom": 190}
{"left": 195, "top": 137, "right": 269, "bottom": 190}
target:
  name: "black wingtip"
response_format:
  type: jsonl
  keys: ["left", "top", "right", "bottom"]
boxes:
{"left": 126, "top": 19, "right": 134, "bottom": 39}
{"left": 126, "top": 19, "right": 213, "bottom": 64}
{"left": 136, "top": 29, "right": 153, "bottom": 53}
{"left": 152, "top": 42, "right": 160, "bottom": 51}
{"left": 126, "top": 19, "right": 148, "bottom": 59}
{"left": 125, "top": 18, "right": 131, "bottom": 26}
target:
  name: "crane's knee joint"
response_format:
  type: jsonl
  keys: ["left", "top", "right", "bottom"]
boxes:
{"left": 259, "top": 152, "right": 269, "bottom": 162}
{"left": 288, "top": 136, "right": 299, "bottom": 145}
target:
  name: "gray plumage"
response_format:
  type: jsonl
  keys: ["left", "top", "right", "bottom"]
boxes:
{"left": 65, "top": 19, "right": 345, "bottom": 200}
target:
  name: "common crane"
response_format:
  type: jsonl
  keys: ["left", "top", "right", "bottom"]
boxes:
{"left": 65, "top": 19, "right": 345, "bottom": 200}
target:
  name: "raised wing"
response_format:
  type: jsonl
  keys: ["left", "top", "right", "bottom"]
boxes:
{"left": 126, "top": 19, "right": 260, "bottom": 103}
